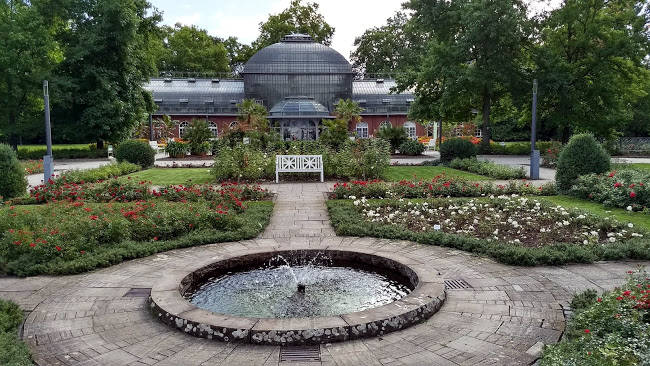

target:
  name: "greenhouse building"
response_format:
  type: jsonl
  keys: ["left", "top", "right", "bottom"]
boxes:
{"left": 144, "top": 34, "right": 423, "bottom": 140}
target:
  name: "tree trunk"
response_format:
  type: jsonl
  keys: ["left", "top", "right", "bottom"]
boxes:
{"left": 480, "top": 93, "right": 491, "bottom": 153}
{"left": 96, "top": 140, "right": 104, "bottom": 150}
{"left": 8, "top": 111, "right": 18, "bottom": 151}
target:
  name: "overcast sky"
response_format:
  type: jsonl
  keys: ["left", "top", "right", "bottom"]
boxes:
{"left": 150, "top": 0, "right": 563, "bottom": 60}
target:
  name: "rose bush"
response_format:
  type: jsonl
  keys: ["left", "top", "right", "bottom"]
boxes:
{"left": 447, "top": 158, "right": 526, "bottom": 179}
{"left": 570, "top": 169, "right": 649, "bottom": 212}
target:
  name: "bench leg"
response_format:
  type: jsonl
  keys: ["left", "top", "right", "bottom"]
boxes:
{"left": 276, "top": 170, "right": 279, "bottom": 184}
{"left": 320, "top": 170, "right": 324, "bottom": 183}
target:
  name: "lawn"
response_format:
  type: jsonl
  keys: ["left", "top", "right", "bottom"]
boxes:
{"left": 612, "top": 163, "right": 650, "bottom": 173}
{"left": 127, "top": 168, "right": 214, "bottom": 185}
{"left": 538, "top": 195, "right": 650, "bottom": 231}
{"left": 385, "top": 166, "right": 492, "bottom": 182}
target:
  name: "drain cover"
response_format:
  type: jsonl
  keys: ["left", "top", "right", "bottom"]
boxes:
{"left": 279, "top": 345, "right": 321, "bottom": 362}
{"left": 123, "top": 288, "right": 152, "bottom": 297}
{"left": 444, "top": 279, "right": 472, "bottom": 290}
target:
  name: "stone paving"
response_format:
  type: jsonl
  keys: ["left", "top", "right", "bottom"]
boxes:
{"left": 1, "top": 183, "right": 648, "bottom": 365}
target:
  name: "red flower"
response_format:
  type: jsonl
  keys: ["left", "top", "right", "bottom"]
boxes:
{"left": 614, "top": 182, "right": 622, "bottom": 188}
{"left": 616, "top": 296, "right": 623, "bottom": 301}
{"left": 584, "top": 329, "right": 590, "bottom": 334}
{"left": 608, "top": 171, "right": 616, "bottom": 177}
{"left": 89, "top": 215, "right": 98, "bottom": 220}
{"left": 597, "top": 298, "right": 602, "bottom": 302}
{"left": 630, "top": 191, "right": 636, "bottom": 198}
{"left": 153, "top": 237, "right": 158, "bottom": 241}
{"left": 55, "top": 246, "right": 62, "bottom": 251}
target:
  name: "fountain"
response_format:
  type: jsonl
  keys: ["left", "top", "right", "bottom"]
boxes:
{"left": 149, "top": 249, "right": 445, "bottom": 345}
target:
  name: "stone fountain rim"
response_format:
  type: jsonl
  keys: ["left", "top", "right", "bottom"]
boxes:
{"left": 149, "top": 247, "right": 446, "bottom": 345}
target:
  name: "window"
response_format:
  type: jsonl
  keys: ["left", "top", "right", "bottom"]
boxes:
{"left": 229, "top": 121, "right": 240, "bottom": 130}
{"left": 178, "top": 121, "right": 189, "bottom": 138}
{"left": 404, "top": 121, "right": 417, "bottom": 140}
{"left": 356, "top": 122, "right": 369, "bottom": 139}
{"left": 379, "top": 121, "right": 391, "bottom": 130}
{"left": 209, "top": 121, "right": 218, "bottom": 137}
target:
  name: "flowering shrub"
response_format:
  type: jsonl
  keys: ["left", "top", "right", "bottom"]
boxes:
{"left": 570, "top": 169, "right": 649, "bottom": 212}
{"left": 398, "top": 140, "right": 426, "bottom": 156}
{"left": 330, "top": 178, "right": 556, "bottom": 200}
{"left": 447, "top": 158, "right": 525, "bottom": 179}
{"left": 24, "top": 177, "right": 152, "bottom": 204}
{"left": 541, "top": 269, "right": 650, "bottom": 366}
{"left": 59, "top": 162, "right": 141, "bottom": 183}
{"left": 0, "top": 199, "right": 273, "bottom": 276}
{"left": 20, "top": 159, "right": 44, "bottom": 175}
{"left": 541, "top": 142, "right": 562, "bottom": 168}
{"left": 352, "top": 196, "right": 644, "bottom": 247}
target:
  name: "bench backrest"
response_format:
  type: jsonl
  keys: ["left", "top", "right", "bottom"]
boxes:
{"left": 276, "top": 155, "right": 323, "bottom": 172}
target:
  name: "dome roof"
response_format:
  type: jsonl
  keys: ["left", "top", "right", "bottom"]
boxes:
{"left": 242, "top": 34, "right": 353, "bottom": 74}
{"left": 269, "top": 97, "right": 330, "bottom": 117}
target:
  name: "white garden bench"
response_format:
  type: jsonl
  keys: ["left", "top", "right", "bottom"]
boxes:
{"left": 275, "top": 155, "right": 324, "bottom": 183}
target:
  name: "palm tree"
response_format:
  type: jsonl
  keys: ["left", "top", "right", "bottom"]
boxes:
{"left": 237, "top": 99, "right": 269, "bottom": 132}
{"left": 333, "top": 99, "right": 362, "bottom": 127}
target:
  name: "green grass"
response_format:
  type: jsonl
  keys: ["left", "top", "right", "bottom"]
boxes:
{"left": 612, "top": 163, "right": 650, "bottom": 173}
{"left": 538, "top": 195, "right": 650, "bottom": 231}
{"left": 385, "top": 166, "right": 492, "bottom": 182}
{"left": 127, "top": 168, "right": 214, "bottom": 185}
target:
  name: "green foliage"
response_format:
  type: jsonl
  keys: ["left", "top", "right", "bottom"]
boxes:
{"left": 377, "top": 126, "right": 408, "bottom": 153}
{"left": 0, "top": 300, "right": 31, "bottom": 366}
{"left": 398, "top": 140, "right": 425, "bottom": 156}
{"left": 333, "top": 99, "right": 362, "bottom": 125}
{"left": 570, "top": 289, "right": 598, "bottom": 311}
{"left": 541, "top": 270, "right": 650, "bottom": 366}
{"left": 440, "top": 138, "right": 477, "bottom": 162}
{"left": 0, "top": 200, "right": 273, "bottom": 276}
{"left": 59, "top": 162, "right": 141, "bottom": 184}
{"left": 236, "top": 99, "right": 269, "bottom": 132}
{"left": 212, "top": 145, "right": 274, "bottom": 181}
{"left": 253, "top": 0, "right": 334, "bottom": 51}
{"left": 157, "top": 24, "right": 229, "bottom": 73}
{"left": 487, "top": 141, "right": 557, "bottom": 155}
{"left": 164, "top": 141, "right": 188, "bottom": 158}
{"left": 0, "top": 0, "right": 61, "bottom": 147}
{"left": 535, "top": 0, "right": 650, "bottom": 139}
{"left": 115, "top": 140, "right": 155, "bottom": 168}
{"left": 185, "top": 120, "right": 213, "bottom": 155}
{"left": 335, "top": 139, "right": 391, "bottom": 180}
{"left": 447, "top": 158, "right": 525, "bottom": 179}
{"left": 556, "top": 134, "right": 611, "bottom": 193}
{"left": 570, "top": 169, "right": 649, "bottom": 212}
{"left": 0, "top": 144, "right": 27, "bottom": 200}
{"left": 327, "top": 199, "right": 650, "bottom": 266}
{"left": 16, "top": 144, "right": 107, "bottom": 160}
{"left": 319, "top": 118, "right": 349, "bottom": 149}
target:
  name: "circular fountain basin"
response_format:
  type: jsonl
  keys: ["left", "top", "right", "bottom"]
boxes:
{"left": 149, "top": 249, "right": 445, "bottom": 345}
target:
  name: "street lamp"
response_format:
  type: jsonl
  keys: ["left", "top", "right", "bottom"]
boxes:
{"left": 43, "top": 81, "right": 54, "bottom": 184}
{"left": 530, "top": 79, "right": 540, "bottom": 180}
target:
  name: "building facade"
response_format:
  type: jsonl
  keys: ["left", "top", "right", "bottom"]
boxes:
{"left": 144, "top": 34, "right": 423, "bottom": 140}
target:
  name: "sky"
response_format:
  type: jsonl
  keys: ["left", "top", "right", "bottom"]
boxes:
{"left": 150, "top": 0, "right": 563, "bottom": 61}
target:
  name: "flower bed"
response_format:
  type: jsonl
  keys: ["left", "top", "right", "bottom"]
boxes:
{"left": 570, "top": 169, "right": 649, "bottom": 212}
{"left": 541, "top": 269, "right": 650, "bottom": 365}
{"left": 60, "top": 162, "right": 141, "bottom": 183}
{"left": 327, "top": 197, "right": 650, "bottom": 265}
{"left": 447, "top": 158, "right": 525, "bottom": 179}
{"left": 330, "top": 178, "right": 556, "bottom": 200}
{"left": 20, "top": 159, "right": 44, "bottom": 175}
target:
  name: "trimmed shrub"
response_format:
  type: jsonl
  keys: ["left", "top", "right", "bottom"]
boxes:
{"left": 0, "top": 144, "right": 27, "bottom": 199}
{"left": 489, "top": 141, "right": 556, "bottom": 155}
{"left": 377, "top": 126, "right": 408, "bottom": 153}
{"left": 17, "top": 144, "right": 107, "bottom": 160}
{"left": 59, "top": 162, "right": 141, "bottom": 184}
{"left": 447, "top": 158, "right": 526, "bottom": 179}
{"left": 0, "top": 299, "right": 31, "bottom": 366}
{"left": 440, "top": 138, "right": 477, "bottom": 162}
{"left": 569, "top": 169, "right": 649, "bottom": 211}
{"left": 115, "top": 140, "right": 155, "bottom": 168}
{"left": 556, "top": 134, "right": 610, "bottom": 192}
{"left": 398, "top": 140, "right": 426, "bottom": 156}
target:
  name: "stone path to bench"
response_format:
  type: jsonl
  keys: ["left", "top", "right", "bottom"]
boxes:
{"left": 1, "top": 182, "right": 648, "bottom": 366}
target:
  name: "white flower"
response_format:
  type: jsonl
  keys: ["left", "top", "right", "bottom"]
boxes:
{"left": 349, "top": 195, "right": 356, "bottom": 200}
{"left": 583, "top": 240, "right": 588, "bottom": 244}
{"left": 628, "top": 223, "right": 634, "bottom": 228}
{"left": 608, "top": 237, "right": 616, "bottom": 243}
{"left": 627, "top": 206, "right": 633, "bottom": 211}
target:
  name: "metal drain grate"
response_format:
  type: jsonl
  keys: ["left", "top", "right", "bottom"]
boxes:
{"left": 279, "top": 345, "right": 321, "bottom": 362}
{"left": 123, "top": 288, "right": 152, "bottom": 297}
{"left": 444, "top": 279, "right": 472, "bottom": 290}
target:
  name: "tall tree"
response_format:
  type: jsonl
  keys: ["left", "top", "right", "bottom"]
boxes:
{"left": 253, "top": 0, "right": 334, "bottom": 51}
{"left": 350, "top": 12, "right": 424, "bottom": 76}
{"left": 158, "top": 24, "right": 230, "bottom": 74}
{"left": 236, "top": 99, "right": 269, "bottom": 132}
{"left": 400, "top": 0, "right": 532, "bottom": 151}
{"left": 220, "top": 36, "right": 256, "bottom": 74}
{"left": 534, "top": 0, "right": 650, "bottom": 140}
{"left": 0, "top": 0, "right": 61, "bottom": 148}
{"left": 51, "top": 0, "right": 161, "bottom": 147}
{"left": 333, "top": 98, "right": 363, "bottom": 126}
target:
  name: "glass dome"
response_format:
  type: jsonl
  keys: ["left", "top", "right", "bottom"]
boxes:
{"left": 269, "top": 97, "right": 330, "bottom": 117}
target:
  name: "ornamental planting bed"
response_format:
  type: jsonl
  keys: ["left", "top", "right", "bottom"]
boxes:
{"left": 1, "top": 180, "right": 274, "bottom": 276}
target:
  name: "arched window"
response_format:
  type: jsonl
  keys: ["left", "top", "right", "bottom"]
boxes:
{"left": 356, "top": 122, "right": 369, "bottom": 139}
{"left": 379, "top": 121, "right": 392, "bottom": 130}
{"left": 209, "top": 121, "right": 218, "bottom": 137}
{"left": 229, "top": 121, "right": 240, "bottom": 130}
{"left": 178, "top": 121, "right": 189, "bottom": 138}
{"left": 404, "top": 121, "right": 417, "bottom": 140}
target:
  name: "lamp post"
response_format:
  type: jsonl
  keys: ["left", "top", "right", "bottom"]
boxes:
{"left": 530, "top": 79, "right": 540, "bottom": 180}
{"left": 43, "top": 81, "right": 54, "bottom": 184}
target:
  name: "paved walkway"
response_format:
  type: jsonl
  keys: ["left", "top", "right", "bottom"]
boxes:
{"left": 1, "top": 183, "right": 648, "bottom": 365}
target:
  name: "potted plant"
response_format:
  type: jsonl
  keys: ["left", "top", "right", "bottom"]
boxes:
{"left": 165, "top": 141, "right": 188, "bottom": 158}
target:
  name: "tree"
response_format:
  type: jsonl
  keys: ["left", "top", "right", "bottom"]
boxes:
{"left": 0, "top": 0, "right": 61, "bottom": 148}
{"left": 253, "top": 0, "right": 334, "bottom": 51}
{"left": 50, "top": 0, "right": 162, "bottom": 147}
{"left": 220, "top": 36, "right": 256, "bottom": 74}
{"left": 400, "top": 0, "right": 532, "bottom": 151}
{"left": 351, "top": 12, "right": 424, "bottom": 75}
{"left": 333, "top": 98, "right": 362, "bottom": 126}
{"left": 236, "top": 99, "right": 269, "bottom": 132}
{"left": 534, "top": 0, "right": 650, "bottom": 140}
{"left": 158, "top": 24, "right": 230, "bottom": 74}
